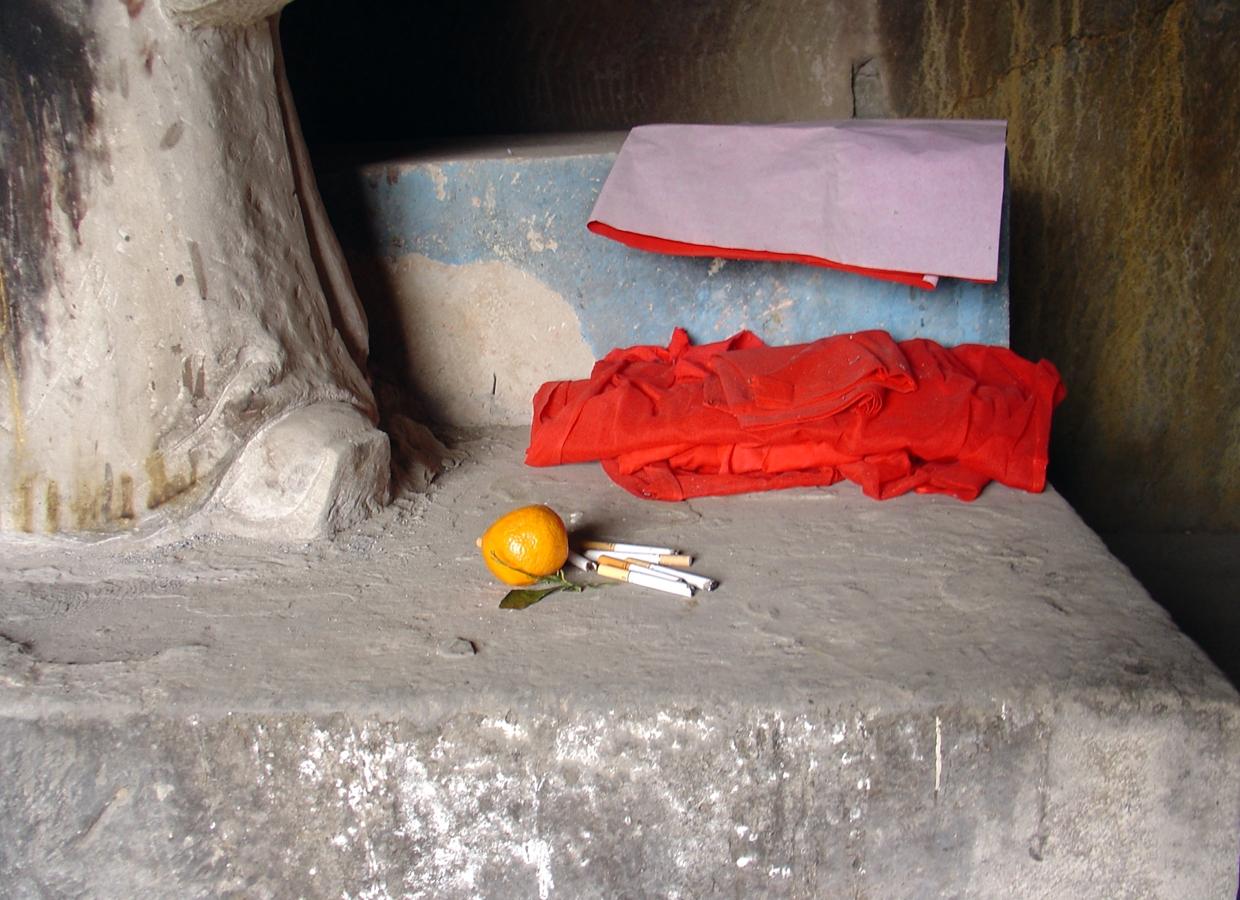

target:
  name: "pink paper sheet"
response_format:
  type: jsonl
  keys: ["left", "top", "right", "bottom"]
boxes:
{"left": 588, "top": 120, "right": 1008, "bottom": 288}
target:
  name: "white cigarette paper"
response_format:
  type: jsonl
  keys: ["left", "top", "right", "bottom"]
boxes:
{"left": 596, "top": 564, "right": 693, "bottom": 597}
{"left": 580, "top": 540, "right": 678, "bottom": 556}
{"left": 583, "top": 549, "right": 693, "bottom": 567}
{"left": 566, "top": 551, "right": 597, "bottom": 572}
{"left": 595, "top": 556, "right": 687, "bottom": 585}
{"left": 597, "top": 555, "right": 717, "bottom": 591}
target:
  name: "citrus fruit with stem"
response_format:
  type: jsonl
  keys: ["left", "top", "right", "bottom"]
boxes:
{"left": 477, "top": 505, "right": 569, "bottom": 586}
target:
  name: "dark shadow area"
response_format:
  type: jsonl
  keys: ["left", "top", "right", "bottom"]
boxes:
{"left": 302, "top": 148, "right": 447, "bottom": 494}
{"left": 1004, "top": 184, "right": 1084, "bottom": 513}
{"left": 278, "top": 0, "right": 530, "bottom": 144}
{"left": 1101, "top": 533, "right": 1240, "bottom": 690}
{"left": 307, "top": 160, "right": 422, "bottom": 417}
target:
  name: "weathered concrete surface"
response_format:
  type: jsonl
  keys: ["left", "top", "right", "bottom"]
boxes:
{"left": 0, "top": 1, "right": 390, "bottom": 538}
{"left": 2, "top": 429, "right": 1237, "bottom": 898}
{"left": 317, "top": 135, "right": 1009, "bottom": 426}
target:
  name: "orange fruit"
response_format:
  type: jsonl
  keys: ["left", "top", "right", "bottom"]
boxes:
{"left": 476, "top": 505, "right": 569, "bottom": 586}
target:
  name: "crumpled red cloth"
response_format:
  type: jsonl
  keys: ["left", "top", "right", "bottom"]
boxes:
{"left": 526, "top": 328, "right": 1065, "bottom": 502}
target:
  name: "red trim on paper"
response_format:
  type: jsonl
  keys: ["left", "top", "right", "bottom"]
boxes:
{"left": 588, "top": 221, "right": 943, "bottom": 290}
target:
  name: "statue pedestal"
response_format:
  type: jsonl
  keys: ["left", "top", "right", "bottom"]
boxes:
{"left": 0, "top": 0, "right": 390, "bottom": 538}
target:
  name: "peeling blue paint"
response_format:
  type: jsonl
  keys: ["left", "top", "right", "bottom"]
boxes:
{"left": 319, "top": 141, "right": 1008, "bottom": 357}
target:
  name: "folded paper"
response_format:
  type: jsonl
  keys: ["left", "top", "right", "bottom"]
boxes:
{"left": 526, "top": 328, "right": 1064, "bottom": 503}
{"left": 588, "top": 120, "right": 1009, "bottom": 289}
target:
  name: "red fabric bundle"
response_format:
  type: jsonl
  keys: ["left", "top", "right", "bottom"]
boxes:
{"left": 526, "top": 328, "right": 1065, "bottom": 502}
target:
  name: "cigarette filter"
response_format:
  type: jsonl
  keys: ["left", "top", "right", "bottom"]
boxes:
{"left": 597, "top": 555, "right": 717, "bottom": 592}
{"left": 596, "top": 564, "right": 693, "bottom": 598}
{"left": 595, "top": 556, "right": 687, "bottom": 585}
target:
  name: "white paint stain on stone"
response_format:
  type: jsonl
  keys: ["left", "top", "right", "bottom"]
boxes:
{"left": 518, "top": 839, "right": 555, "bottom": 899}
{"left": 482, "top": 714, "right": 528, "bottom": 741}
{"left": 934, "top": 715, "right": 943, "bottom": 800}
{"left": 526, "top": 225, "right": 558, "bottom": 253}
{"left": 278, "top": 709, "right": 895, "bottom": 896}
{"left": 427, "top": 164, "right": 449, "bottom": 201}
{"left": 553, "top": 719, "right": 605, "bottom": 766}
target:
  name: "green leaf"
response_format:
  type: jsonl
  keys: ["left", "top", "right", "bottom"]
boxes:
{"left": 500, "top": 586, "right": 562, "bottom": 610}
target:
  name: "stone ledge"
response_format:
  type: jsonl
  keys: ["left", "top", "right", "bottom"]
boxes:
{"left": 1, "top": 428, "right": 1237, "bottom": 899}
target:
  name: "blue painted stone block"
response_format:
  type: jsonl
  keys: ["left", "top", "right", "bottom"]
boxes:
{"left": 319, "top": 132, "right": 1009, "bottom": 360}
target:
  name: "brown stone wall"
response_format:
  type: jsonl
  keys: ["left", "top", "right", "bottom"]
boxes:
{"left": 876, "top": 0, "right": 1240, "bottom": 531}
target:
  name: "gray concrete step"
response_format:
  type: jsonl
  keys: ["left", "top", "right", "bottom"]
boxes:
{"left": 2, "top": 428, "right": 1237, "bottom": 899}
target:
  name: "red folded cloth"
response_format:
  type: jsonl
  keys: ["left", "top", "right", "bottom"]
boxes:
{"left": 526, "top": 328, "right": 1065, "bottom": 502}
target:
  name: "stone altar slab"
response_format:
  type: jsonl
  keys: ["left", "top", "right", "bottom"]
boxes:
{"left": 1, "top": 428, "right": 1236, "bottom": 899}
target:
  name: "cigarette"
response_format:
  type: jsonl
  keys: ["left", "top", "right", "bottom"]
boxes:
{"left": 566, "top": 551, "right": 597, "bottom": 572}
{"left": 596, "top": 555, "right": 717, "bottom": 592}
{"left": 583, "top": 549, "right": 693, "bottom": 568}
{"left": 580, "top": 540, "right": 678, "bottom": 556}
{"left": 596, "top": 556, "right": 687, "bottom": 585}
{"left": 596, "top": 564, "right": 693, "bottom": 598}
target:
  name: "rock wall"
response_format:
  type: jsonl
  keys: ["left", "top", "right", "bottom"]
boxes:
{"left": 283, "top": 0, "right": 1240, "bottom": 533}
{"left": 876, "top": 0, "right": 1240, "bottom": 531}
{"left": 280, "top": 0, "right": 879, "bottom": 142}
